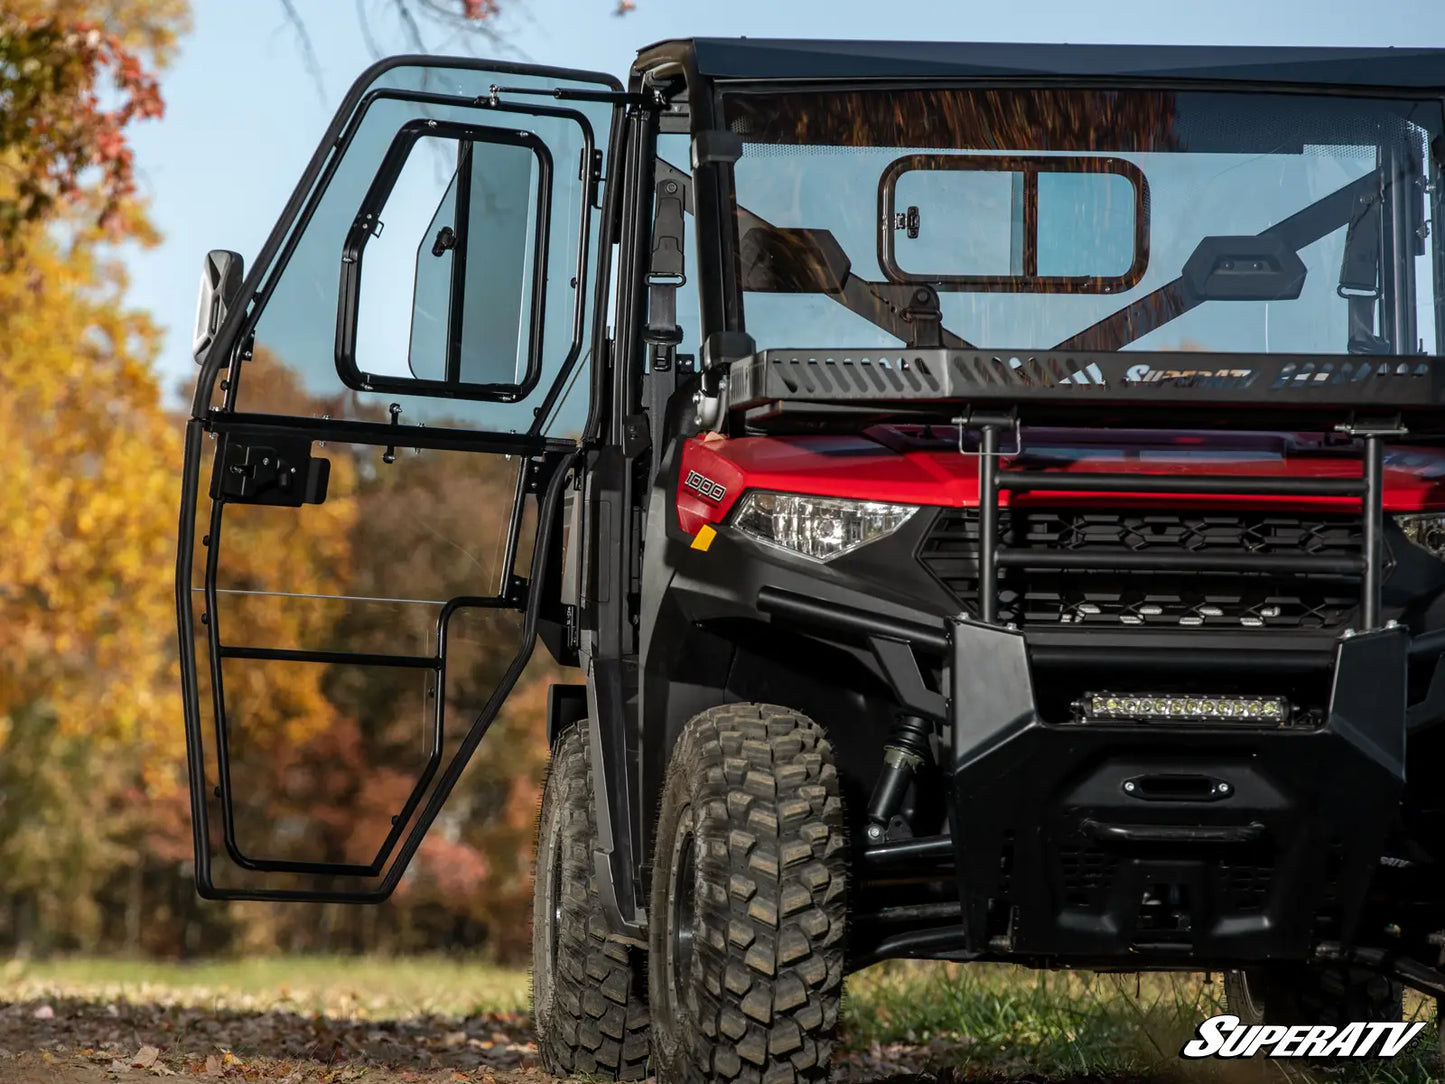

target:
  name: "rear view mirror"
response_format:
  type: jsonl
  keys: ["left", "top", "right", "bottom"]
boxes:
{"left": 193, "top": 249, "right": 245, "bottom": 364}
{"left": 878, "top": 154, "right": 1149, "bottom": 294}
{"left": 337, "top": 118, "right": 551, "bottom": 401}
{"left": 1181, "top": 234, "right": 1307, "bottom": 301}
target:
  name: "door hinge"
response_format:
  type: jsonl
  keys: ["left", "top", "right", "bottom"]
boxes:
{"left": 506, "top": 574, "right": 530, "bottom": 607}
{"left": 525, "top": 456, "right": 545, "bottom": 494}
{"left": 588, "top": 148, "right": 604, "bottom": 209}
{"left": 564, "top": 603, "right": 580, "bottom": 652}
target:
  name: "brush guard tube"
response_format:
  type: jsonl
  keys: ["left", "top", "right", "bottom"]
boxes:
{"left": 936, "top": 411, "right": 1408, "bottom": 958}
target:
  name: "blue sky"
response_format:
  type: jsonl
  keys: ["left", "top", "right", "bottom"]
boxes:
{"left": 125, "top": 0, "right": 1445, "bottom": 395}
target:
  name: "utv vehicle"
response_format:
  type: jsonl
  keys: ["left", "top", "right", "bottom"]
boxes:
{"left": 179, "top": 37, "right": 1445, "bottom": 1082}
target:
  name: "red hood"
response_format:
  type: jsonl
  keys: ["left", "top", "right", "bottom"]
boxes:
{"left": 676, "top": 426, "right": 1445, "bottom": 535}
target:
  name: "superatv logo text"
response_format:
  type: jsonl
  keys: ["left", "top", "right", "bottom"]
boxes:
{"left": 1124, "top": 364, "right": 1257, "bottom": 389}
{"left": 1117, "top": 358, "right": 1432, "bottom": 391}
{"left": 1181, "top": 1014, "right": 1426, "bottom": 1059}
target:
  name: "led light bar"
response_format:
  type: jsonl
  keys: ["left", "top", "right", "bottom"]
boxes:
{"left": 1084, "top": 693, "right": 1290, "bottom": 724}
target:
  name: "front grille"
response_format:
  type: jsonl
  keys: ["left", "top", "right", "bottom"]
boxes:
{"left": 920, "top": 508, "right": 1363, "bottom": 630}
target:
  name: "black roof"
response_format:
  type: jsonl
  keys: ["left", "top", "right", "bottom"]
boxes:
{"left": 640, "top": 39, "right": 1445, "bottom": 90}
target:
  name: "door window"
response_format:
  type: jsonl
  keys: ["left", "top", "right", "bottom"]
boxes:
{"left": 229, "top": 63, "right": 611, "bottom": 436}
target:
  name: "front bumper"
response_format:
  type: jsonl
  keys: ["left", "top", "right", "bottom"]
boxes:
{"left": 945, "top": 620, "right": 1407, "bottom": 960}
{"left": 657, "top": 521, "right": 1421, "bottom": 964}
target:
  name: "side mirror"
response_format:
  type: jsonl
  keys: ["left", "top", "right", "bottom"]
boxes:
{"left": 193, "top": 249, "right": 245, "bottom": 364}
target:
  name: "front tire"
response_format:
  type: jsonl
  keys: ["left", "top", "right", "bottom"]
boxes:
{"left": 1224, "top": 964, "right": 1401, "bottom": 1027}
{"left": 532, "top": 722, "right": 650, "bottom": 1081}
{"left": 649, "top": 703, "right": 848, "bottom": 1084}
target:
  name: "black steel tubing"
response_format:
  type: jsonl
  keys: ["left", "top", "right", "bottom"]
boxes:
{"left": 997, "top": 472, "right": 1366, "bottom": 496}
{"left": 852, "top": 902, "right": 963, "bottom": 925}
{"left": 854, "top": 926, "right": 972, "bottom": 965}
{"left": 217, "top": 645, "right": 441, "bottom": 670}
{"left": 977, "top": 424, "right": 1001, "bottom": 623}
{"left": 858, "top": 835, "right": 954, "bottom": 867}
{"left": 213, "top": 413, "right": 560, "bottom": 457}
{"left": 1029, "top": 644, "right": 1334, "bottom": 673}
{"left": 1363, "top": 434, "right": 1384, "bottom": 628}
{"left": 994, "top": 549, "right": 1364, "bottom": 575}
{"left": 192, "top": 450, "right": 579, "bottom": 903}
{"left": 1081, "top": 819, "right": 1265, "bottom": 845}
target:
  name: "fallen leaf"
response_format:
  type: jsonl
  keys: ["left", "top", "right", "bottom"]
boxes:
{"left": 204, "top": 1053, "right": 221, "bottom": 1075}
{"left": 132, "top": 1044, "right": 160, "bottom": 1069}
{"left": 109, "top": 1060, "right": 130, "bottom": 1074}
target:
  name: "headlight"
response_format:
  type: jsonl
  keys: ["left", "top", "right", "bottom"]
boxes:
{"left": 1396, "top": 513, "right": 1445, "bottom": 560}
{"left": 731, "top": 491, "right": 918, "bottom": 562}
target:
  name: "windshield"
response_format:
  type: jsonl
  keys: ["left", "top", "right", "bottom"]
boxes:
{"left": 721, "top": 87, "right": 1445, "bottom": 357}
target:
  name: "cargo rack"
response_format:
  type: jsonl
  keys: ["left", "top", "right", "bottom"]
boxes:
{"left": 726, "top": 348, "right": 1445, "bottom": 633}
{"left": 728, "top": 348, "right": 1445, "bottom": 428}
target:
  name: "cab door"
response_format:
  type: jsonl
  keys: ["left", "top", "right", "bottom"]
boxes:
{"left": 176, "top": 57, "right": 619, "bottom": 901}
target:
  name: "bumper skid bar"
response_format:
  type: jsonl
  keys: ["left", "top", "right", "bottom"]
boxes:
{"left": 946, "top": 620, "right": 1407, "bottom": 960}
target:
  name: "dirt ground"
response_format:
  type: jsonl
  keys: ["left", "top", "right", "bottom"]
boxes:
{"left": 0, "top": 992, "right": 548, "bottom": 1082}
{"left": 0, "top": 994, "right": 954, "bottom": 1084}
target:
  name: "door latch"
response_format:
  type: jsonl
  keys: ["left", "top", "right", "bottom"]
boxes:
{"left": 213, "top": 434, "right": 330, "bottom": 506}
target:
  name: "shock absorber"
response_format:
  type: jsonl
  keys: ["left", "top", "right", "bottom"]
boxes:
{"left": 864, "top": 714, "right": 934, "bottom": 844}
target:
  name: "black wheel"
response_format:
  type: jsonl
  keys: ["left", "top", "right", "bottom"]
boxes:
{"left": 532, "top": 722, "right": 650, "bottom": 1080}
{"left": 649, "top": 703, "right": 848, "bottom": 1084}
{"left": 1224, "top": 965, "right": 1401, "bottom": 1027}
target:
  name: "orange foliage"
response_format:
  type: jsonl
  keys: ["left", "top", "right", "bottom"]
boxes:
{"left": 0, "top": 1, "right": 185, "bottom": 240}
{"left": 0, "top": 0, "right": 580, "bottom": 957}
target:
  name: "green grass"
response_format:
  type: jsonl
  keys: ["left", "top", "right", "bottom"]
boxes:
{"left": 843, "top": 963, "right": 1221, "bottom": 1076}
{"left": 2, "top": 956, "right": 1442, "bottom": 1081}
{"left": 843, "top": 961, "right": 1444, "bottom": 1082}
{"left": 0, "top": 955, "right": 530, "bottom": 1020}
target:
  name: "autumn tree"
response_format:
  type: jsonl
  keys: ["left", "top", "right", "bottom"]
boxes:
{"left": 0, "top": 0, "right": 187, "bottom": 951}
{"left": 0, "top": 217, "right": 184, "bottom": 949}
{"left": 0, "top": 2, "right": 184, "bottom": 244}
{"left": 0, "top": 0, "right": 591, "bottom": 957}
